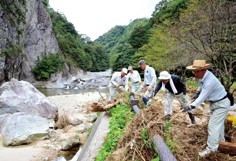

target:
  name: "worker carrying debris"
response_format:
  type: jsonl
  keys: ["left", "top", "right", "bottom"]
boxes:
{"left": 108, "top": 68, "right": 128, "bottom": 101}
{"left": 152, "top": 71, "right": 196, "bottom": 124}
{"left": 138, "top": 60, "right": 157, "bottom": 105}
{"left": 125, "top": 66, "right": 142, "bottom": 93}
{"left": 185, "top": 60, "right": 231, "bottom": 157}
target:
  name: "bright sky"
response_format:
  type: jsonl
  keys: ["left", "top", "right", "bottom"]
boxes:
{"left": 49, "top": 0, "right": 160, "bottom": 40}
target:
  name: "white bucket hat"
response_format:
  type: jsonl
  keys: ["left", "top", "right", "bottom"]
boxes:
{"left": 128, "top": 66, "right": 133, "bottom": 71}
{"left": 158, "top": 71, "right": 171, "bottom": 80}
{"left": 122, "top": 68, "right": 128, "bottom": 74}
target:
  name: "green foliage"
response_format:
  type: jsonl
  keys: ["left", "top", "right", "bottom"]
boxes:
{"left": 32, "top": 54, "right": 64, "bottom": 80}
{"left": 0, "top": 0, "right": 26, "bottom": 26}
{"left": 163, "top": 122, "right": 175, "bottom": 151}
{"left": 152, "top": 157, "right": 161, "bottom": 161}
{"left": 95, "top": 104, "right": 134, "bottom": 161}
{"left": 48, "top": 9, "right": 109, "bottom": 71}
{"left": 42, "top": 0, "right": 49, "bottom": 7}
{"left": 96, "top": 18, "right": 149, "bottom": 69}
{"left": 128, "top": 24, "right": 150, "bottom": 49}
{"left": 0, "top": 42, "right": 22, "bottom": 58}
{"left": 151, "top": 0, "right": 188, "bottom": 24}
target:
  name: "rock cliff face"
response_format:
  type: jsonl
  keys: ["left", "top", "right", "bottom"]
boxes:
{"left": 0, "top": 0, "right": 59, "bottom": 84}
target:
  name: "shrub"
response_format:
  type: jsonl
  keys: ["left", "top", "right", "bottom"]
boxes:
{"left": 33, "top": 54, "right": 64, "bottom": 80}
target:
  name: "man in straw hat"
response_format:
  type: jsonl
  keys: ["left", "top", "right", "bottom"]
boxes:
{"left": 138, "top": 60, "right": 157, "bottom": 105}
{"left": 153, "top": 71, "right": 196, "bottom": 124}
{"left": 125, "top": 66, "right": 142, "bottom": 93}
{"left": 185, "top": 60, "right": 230, "bottom": 157}
{"left": 108, "top": 68, "right": 128, "bottom": 101}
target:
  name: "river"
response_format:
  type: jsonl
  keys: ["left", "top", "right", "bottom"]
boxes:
{"left": 37, "top": 87, "right": 109, "bottom": 97}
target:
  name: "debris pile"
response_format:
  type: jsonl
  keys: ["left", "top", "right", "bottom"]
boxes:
{"left": 104, "top": 95, "right": 236, "bottom": 161}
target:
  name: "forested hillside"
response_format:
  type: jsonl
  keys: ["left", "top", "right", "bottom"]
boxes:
{"left": 96, "top": 0, "right": 235, "bottom": 90}
{"left": 96, "top": 18, "right": 150, "bottom": 70}
{"left": 44, "top": 1, "right": 109, "bottom": 73}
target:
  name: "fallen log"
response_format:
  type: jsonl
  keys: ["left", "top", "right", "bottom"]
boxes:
{"left": 90, "top": 100, "right": 120, "bottom": 112}
{"left": 129, "top": 93, "right": 177, "bottom": 161}
{"left": 219, "top": 141, "right": 236, "bottom": 155}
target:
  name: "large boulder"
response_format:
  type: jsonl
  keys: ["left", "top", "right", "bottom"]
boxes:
{"left": 0, "top": 79, "right": 58, "bottom": 120}
{"left": 1, "top": 113, "right": 50, "bottom": 146}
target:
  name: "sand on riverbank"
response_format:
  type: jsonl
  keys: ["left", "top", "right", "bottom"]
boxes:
{"left": 0, "top": 92, "right": 106, "bottom": 161}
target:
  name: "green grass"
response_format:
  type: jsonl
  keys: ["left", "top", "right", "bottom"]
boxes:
{"left": 186, "top": 81, "right": 198, "bottom": 87}
{"left": 95, "top": 104, "right": 134, "bottom": 161}
{"left": 231, "top": 82, "right": 236, "bottom": 89}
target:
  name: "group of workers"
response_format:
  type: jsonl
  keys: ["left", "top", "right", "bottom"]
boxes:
{"left": 108, "top": 59, "right": 233, "bottom": 157}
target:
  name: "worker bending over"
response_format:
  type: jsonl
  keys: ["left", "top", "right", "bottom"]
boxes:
{"left": 108, "top": 68, "right": 128, "bottom": 101}
{"left": 153, "top": 71, "right": 196, "bottom": 124}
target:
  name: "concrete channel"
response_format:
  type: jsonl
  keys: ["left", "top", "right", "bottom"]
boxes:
{"left": 72, "top": 112, "right": 110, "bottom": 161}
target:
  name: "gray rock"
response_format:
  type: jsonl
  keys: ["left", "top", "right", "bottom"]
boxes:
{"left": 45, "top": 69, "right": 112, "bottom": 89}
{"left": 0, "top": 79, "right": 58, "bottom": 119}
{"left": 1, "top": 113, "right": 50, "bottom": 146}
{"left": 85, "top": 113, "right": 98, "bottom": 123}
{"left": 0, "top": 113, "right": 10, "bottom": 128}
{"left": 49, "top": 131, "right": 80, "bottom": 150}
{"left": 67, "top": 124, "right": 87, "bottom": 133}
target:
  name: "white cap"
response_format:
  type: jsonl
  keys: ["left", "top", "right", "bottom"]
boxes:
{"left": 158, "top": 71, "right": 171, "bottom": 80}
{"left": 122, "top": 68, "right": 128, "bottom": 74}
{"left": 128, "top": 66, "right": 133, "bottom": 71}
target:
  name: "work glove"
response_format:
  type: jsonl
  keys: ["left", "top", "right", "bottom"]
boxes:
{"left": 146, "top": 99, "right": 152, "bottom": 106}
{"left": 183, "top": 105, "right": 192, "bottom": 112}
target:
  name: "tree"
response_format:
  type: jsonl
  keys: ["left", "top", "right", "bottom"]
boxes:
{"left": 170, "top": 0, "right": 236, "bottom": 90}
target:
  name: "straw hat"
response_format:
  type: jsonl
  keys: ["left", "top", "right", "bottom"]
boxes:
{"left": 158, "top": 71, "right": 171, "bottom": 80}
{"left": 186, "top": 60, "right": 210, "bottom": 70}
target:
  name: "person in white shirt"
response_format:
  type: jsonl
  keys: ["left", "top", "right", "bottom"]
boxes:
{"left": 184, "top": 60, "right": 230, "bottom": 157}
{"left": 125, "top": 66, "right": 141, "bottom": 92}
{"left": 108, "top": 68, "right": 128, "bottom": 101}
{"left": 138, "top": 60, "right": 157, "bottom": 105}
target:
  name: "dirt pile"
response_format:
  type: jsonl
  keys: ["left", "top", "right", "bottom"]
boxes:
{"left": 106, "top": 94, "right": 236, "bottom": 161}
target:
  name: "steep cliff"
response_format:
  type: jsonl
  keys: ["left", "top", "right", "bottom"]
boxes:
{"left": 0, "top": 0, "right": 59, "bottom": 83}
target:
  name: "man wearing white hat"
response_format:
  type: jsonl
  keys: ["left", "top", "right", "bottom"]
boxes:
{"left": 125, "top": 66, "right": 141, "bottom": 92}
{"left": 185, "top": 60, "right": 231, "bottom": 157}
{"left": 108, "top": 68, "right": 128, "bottom": 101}
{"left": 138, "top": 60, "right": 157, "bottom": 105}
{"left": 153, "top": 71, "right": 196, "bottom": 124}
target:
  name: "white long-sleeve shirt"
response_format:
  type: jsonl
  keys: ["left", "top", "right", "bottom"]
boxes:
{"left": 108, "top": 72, "right": 127, "bottom": 88}
{"left": 125, "top": 70, "right": 141, "bottom": 90}
{"left": 142, "top": 65, "right": 157, "bottom": 88}
{"left": 190, "top": 70, "right": 227, "bottom": 107}
{"left": 126, "top": 71, "right": 141, "bottom": 83}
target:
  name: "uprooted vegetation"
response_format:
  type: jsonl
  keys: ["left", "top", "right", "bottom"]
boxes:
{"left": 94, "top": 87, "right": 236, "bottom": 161}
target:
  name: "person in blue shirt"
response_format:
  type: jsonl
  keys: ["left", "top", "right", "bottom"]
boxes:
{"left": 138, "top": 60, "right": 157, "bottom": 105}
{"left": 185, "top": 60, "right": 231, "bottom": 157}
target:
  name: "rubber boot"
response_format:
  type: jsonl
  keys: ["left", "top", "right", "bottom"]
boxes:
{"left": 188, "top": 113, "right": 196, "bottom": 124}
{"left": 165, "top": 114, "right": 171, "bottom": 123}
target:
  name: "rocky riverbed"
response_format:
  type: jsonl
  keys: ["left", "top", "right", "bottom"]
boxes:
{"left": 0, "top": 79, "right": 107, "bottom": 161}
